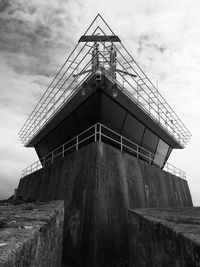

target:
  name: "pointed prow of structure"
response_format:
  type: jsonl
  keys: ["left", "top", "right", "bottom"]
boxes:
{"left": 18, "top": 14, "right": 191, "bottom": 151}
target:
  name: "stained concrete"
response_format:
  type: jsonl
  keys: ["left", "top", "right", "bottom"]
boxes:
{"left": 129, "top": 208, "right": 200, "bottom": 267}
{"left": 16, "top": 142, "right": 192, "bottom": 266}
{"left": 0, "top": 201, "right": 64, "bottom": 267}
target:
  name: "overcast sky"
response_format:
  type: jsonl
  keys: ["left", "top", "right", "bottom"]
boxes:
{"left": 0, "top": 0, "right": 200, "bottom": 205}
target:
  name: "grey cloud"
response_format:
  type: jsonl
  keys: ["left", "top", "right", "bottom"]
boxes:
{"left": 137, "top": 34, "right": 167, "bottom": 55}
{"left": 0, "top": 0, "right": 78, "bottom": 77}
{"left": 0, "top": 0, "right": 11, "bottom": 13}
{"left": 0, "top": 171, "right": 17, "bottom": 199}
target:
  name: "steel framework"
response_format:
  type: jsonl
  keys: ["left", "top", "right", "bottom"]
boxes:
{"left": 18, "top": 14, "right": 191, "bottom": 148}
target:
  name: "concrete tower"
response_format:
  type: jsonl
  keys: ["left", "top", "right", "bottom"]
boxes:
{"left": 17, "top": 14, "right": 192, "bottom": 266}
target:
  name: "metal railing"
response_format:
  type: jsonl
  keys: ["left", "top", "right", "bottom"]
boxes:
{"left": 18, "top": 14, "right": 191, "bottom": 148}
{"left": 21, "top": 123, "right": 186, "bottom": 180}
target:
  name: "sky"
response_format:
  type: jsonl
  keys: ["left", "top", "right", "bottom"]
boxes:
{"left": 0, "top": 0, "right": 200, "bottom": 205}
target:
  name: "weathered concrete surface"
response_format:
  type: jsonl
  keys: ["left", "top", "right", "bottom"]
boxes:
{"left": 16, "top": 142, "right": 192, "bottom": 266}
{"left": 0, "top": 201, "right": 64, "bottom": 267}
{"left": 17, "top": 143, "right": 98, "bottom": 267}
{"left": 129, "top": 207, "right": 200, "bottom": 267}
{"left": 129, "top": 208, "right": 200, "bottom": 267}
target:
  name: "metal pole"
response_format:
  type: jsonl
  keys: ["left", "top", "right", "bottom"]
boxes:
{"left": 62, "top": 145, "right": 64, "bottom": 158}
{"left": 120, "top": 136, "right": 123, "bottom": 151}
{"left": 99, "top": 124, "right": 102, "bottom": 142}
{"left": 95, "top": 124, "right": 97, "bottom": 142}
{"left": 76, "top": 136, "right": 79, "bottom": 151}
{"left": 51, "top": 152, "right": 54, "bottom": 164}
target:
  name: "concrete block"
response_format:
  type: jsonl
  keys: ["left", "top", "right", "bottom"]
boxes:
{"left": 0, "top": 201, "right": 64, "bottom": 267}
{"left": 129, "top": 208, "right": 200, "bottom": 267}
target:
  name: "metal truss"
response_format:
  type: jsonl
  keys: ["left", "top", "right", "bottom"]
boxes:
{"left": 18, "top": 14, "right": 191, "bottom": 148}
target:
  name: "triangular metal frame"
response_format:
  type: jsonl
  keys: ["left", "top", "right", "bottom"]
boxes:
{"left": 18, "top": 14, "right": 191, "bottom": 148}
{"left": 82, "top": 14, "right": 116, "bottom": 36}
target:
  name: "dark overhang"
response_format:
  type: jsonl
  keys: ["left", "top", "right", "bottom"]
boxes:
{"left": 78, "top": 35, "right": 121, "bottom": 43}
{"left": 26, "top": 73, "right": 182, "bottom": 149}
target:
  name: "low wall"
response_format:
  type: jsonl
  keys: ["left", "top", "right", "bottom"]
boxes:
{"left": 129, "top": 208, "right": 200, "bottom": 267}
{"left": 16, "top": 142, "right": 192, "bottom": 266}
{"left": 0, "top": 201, "right": 64, "bottom": 267}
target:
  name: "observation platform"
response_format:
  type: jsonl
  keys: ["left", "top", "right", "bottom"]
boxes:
{"left": 18, "top": 14, "right": 191, "bottom": 178}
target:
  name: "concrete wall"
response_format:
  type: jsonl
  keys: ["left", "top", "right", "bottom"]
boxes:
{"left": 16, "top": 142, "right": 192, "bottom": 266}
{"left": 18, "top": 143, "right": 98, "bottom": 267}
{"left": 129, "top": 208, "right": 200, "bottom": 267}
{"left": 0, "top": 201, "right": 64, "bottom": 267}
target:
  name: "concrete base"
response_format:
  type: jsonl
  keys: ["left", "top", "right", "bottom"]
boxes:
{"left": 16, "top": 142, "right": 192, "bottom": 266}
{"left": 0, "top": 201, "right": 64, "bottom": 267}
{"left": 129, "top": 208, "right": 200, "bottom": 267}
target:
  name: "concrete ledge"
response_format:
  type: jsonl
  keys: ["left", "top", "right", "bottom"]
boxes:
{"left": 129, "top": 208, "right": 200, "bottom": 267}
{"left": 0, "top": 201, "right": 64, "bottom": 267}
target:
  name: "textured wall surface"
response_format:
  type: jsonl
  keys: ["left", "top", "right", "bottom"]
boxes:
{"left": 129, "top": 208, "right": 200, "bottom": 267}
{"left": 16, "top": 142, "right": 192, "bottom": 266}
{"left": 0, "top": 201, "right": 64, "bottom": 267}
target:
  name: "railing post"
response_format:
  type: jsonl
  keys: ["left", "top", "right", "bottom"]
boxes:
{"left": 51, "top": 152, "right": 54, "bottom": 164}
{"left": 95, "top": 124, "right": 97, "bottom": 142}
{"left": 76, "top": 136, "right": 79, "bottom": 151}
{"left": 136, "top": 146, "right": 139, "bottom": 158}
{"left": 149, "top": 152, "right": 151, "bottom": 164}
{"left": 99, "top": 124, "right": 101, "bottom": 142}
{"left": 62, "top": 145, "right": 64, "bottom": 158}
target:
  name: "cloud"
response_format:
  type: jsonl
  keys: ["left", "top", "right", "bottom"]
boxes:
{"left": 0, "top": 0, "right": 83, "bottom": 77}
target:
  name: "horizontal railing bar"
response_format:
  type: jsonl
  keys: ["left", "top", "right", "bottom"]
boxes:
{"left": 98, "top": 123, "right": 157, "bottom": 156}
{"left": 21, "top": 123, "right": 186, "bottom": 180}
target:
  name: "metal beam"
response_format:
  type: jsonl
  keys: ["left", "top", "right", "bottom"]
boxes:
{"left": 78, "top": 35, "right": 121, "bottom": 43}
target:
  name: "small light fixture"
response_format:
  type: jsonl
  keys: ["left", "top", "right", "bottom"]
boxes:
{"left": 95, "top": 69, "right": 102, "bottom": 81}
{"left": 112, "top": 83, "right": 118, "bottom": 98}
